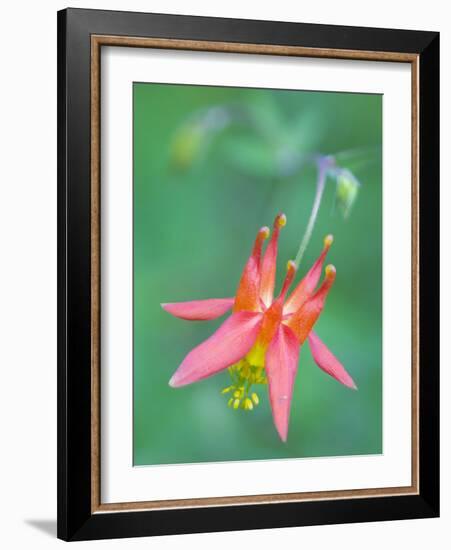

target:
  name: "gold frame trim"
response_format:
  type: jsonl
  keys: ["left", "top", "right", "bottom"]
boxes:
{"left": 90, "top": 35, "right": 420, "bottom": 514}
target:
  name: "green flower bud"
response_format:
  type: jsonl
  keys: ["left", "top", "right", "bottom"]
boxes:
{"left": 335, "top": 169, "right": 360, "bottom": 219}
{"left": 170, "top": 124, "right": 204, "bottom": 171}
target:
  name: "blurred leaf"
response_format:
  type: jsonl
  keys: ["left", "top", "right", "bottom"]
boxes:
{"left": 221, "top": 134, "right": 279, "bottom": 178}
{"left": 286, "top": 110, "right": 324, "bottom": 152}
{"left": 334, "top": 146, "right": 381, "bottom": 174}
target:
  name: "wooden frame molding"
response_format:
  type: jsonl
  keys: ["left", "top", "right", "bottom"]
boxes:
{"left": 90, "top": 34, "right": 420, "bottom": 514}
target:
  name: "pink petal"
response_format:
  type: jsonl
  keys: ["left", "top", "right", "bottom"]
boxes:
{"left": 161, "top": 298, "right": 234, "bottom": 320}
{"left": 286, "top": 265, "right": 336, "bottom": 344}
{"left": 308, "top": 331, "right": 357, "bottom": 389}
{"left": 169, "top": 311, "right": 262, "bottom": 387}
{"left": 260, "top": 213, "right": 286, "bottom": 307}
{"left": 265, "top": 324, "right": 300, "bottom": 442}
{"left": 284, "top": 235, "right": 333, "bottom": 314}
{"left": 233, "top": 227, "right": 269, "bottom": 313}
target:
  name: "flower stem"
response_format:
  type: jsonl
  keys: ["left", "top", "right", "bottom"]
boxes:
{"left": 294, "top": 157, "right": 332, "bottom": 268}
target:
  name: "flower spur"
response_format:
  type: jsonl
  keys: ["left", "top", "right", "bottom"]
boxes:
{"left": 162, "top": 214, "right": 356, "bottom": 441}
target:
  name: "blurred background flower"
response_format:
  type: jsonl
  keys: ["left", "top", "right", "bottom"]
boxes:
{"left": 168, "top": 93, "right": 378, "bottom": 224}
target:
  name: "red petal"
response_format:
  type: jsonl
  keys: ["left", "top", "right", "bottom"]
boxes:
{"left": 265, "top": 324, "right": 300, "bottom": 442}
{"left": 161, "top": 298, "right": 234, "bottom": 320}
{"left": 284, "top": 235, "right": 333, "bottom": 314}
{"left": 233, "top": 227, "right": 269, "bottom": 313}
{"left": 308, "top": 331, "right": 357, "bottom": 389}
{"left": 286, "top": 265, "right": 336, "bottom": 344}
{"left": 255, "top": 261, "right": 297, "bottom": 350}
{"left": 260, "top": 214, "right": 286, "bottom": 307}
{"left": 169, "top": 312, "right": 262, "bottom": 387}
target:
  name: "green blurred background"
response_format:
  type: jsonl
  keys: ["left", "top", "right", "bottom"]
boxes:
{"left": 133, "top": 83, "right": 382, "bottom": 466}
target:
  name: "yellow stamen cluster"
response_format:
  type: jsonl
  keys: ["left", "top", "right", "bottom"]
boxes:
{"left": 222, "top": 359, "right": 267, "bottom": 411}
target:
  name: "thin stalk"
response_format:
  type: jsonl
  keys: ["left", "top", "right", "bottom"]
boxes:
{"left": 294, "top": 158, "right": 330, "bottom": 268}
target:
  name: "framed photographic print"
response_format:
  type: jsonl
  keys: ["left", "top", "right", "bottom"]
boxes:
{"left": 57, "top": 8, "right": 439, "bottom": 541}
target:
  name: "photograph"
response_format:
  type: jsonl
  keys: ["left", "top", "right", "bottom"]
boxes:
{"left": 133, "top": 83, "right": 383, "bottom": 465}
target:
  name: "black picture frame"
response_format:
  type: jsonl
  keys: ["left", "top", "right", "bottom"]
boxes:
{"left": 57, "top": 7, "right": 439, "bottom": 541}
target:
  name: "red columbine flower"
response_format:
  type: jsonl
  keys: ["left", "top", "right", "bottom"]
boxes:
{"left": 162, "top": 214, "right": 356, "bottom": 441}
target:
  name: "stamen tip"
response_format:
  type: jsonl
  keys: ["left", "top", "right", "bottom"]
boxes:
{"left": 325, "top": 264, "right": 336, "bottom": 278}
{"left": 286, "top": 259, "right": 297, "bottom": 273}
{"left": 276, "top": 213, "right": 287, "bottom": 228}
{"left": 260, "top": 226, "right": 270, "bottom": 240}
{"left": 324, "top": 234, "right": 334, "bottom": 248}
